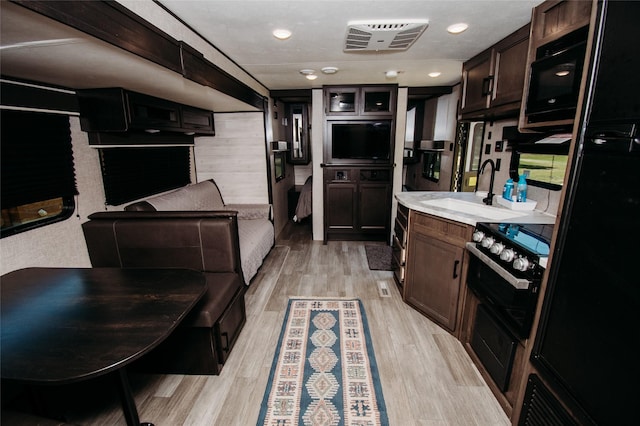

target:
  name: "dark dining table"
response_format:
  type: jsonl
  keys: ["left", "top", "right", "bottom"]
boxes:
{"left": 0, "top": 267, "right": 207, "bottom": 426}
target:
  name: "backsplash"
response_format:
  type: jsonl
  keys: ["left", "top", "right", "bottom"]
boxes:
{"left": 476, "top": 119, "right": 561, "bottom": 217}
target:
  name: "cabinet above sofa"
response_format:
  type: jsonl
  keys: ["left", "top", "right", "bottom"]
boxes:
{"left": 77, "top": 88, "right": 215, "bottom": 135}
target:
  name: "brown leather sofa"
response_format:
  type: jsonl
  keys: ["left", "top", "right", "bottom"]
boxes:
{"left": 81, "top": 211, "right": 246, "bottom": 375}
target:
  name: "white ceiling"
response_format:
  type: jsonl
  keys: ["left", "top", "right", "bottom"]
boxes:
{"left": 0, "top": 1, "right": 541, "bottom": 111}
{"left": 158, "top": 0, "right": 541, "bottom": 89}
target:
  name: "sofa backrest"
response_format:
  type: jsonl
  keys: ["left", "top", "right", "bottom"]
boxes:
{"left": 82, "top": 211, "right": 241, "bottom": 276}
{"left": 125, "top": 179, "right": 225, "bottom": 212}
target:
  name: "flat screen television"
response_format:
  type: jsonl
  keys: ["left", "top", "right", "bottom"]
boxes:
{"left": 326, "top": 120, "right": 393, "bottom": 164}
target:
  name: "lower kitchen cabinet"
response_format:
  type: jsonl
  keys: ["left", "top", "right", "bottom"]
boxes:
{"left": 403, "top": 210, "right": 473, "bottom": 334}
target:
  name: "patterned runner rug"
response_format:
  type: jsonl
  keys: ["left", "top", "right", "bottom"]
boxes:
{"left": 257, "top": 298, "right": 388, "bottom": 425}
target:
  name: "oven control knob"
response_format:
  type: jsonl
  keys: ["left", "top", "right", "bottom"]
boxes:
{"left": 481, "top": 236, "right": 495, "bottom": 249}
{"left": 472, "top": 230, "right": 485, "bottom": 242}
{"left": 490, "top": 242, "right": 505, "bottom": 255}
{"left": 513, "top": 256, "right": 531, "bottom": 271}
{"left": 500, "top": 249, "right": 516, "bottom": 262}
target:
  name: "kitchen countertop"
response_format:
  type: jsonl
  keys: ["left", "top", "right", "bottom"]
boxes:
{"left": 396, "top": 191, "right": 557, "bottom": 226}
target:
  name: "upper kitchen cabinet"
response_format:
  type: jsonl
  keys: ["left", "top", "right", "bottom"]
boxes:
{"left": 78, "top": 88, "right": 215, "bottom": 135}
{"left": 325, "top": 85, "right": 396, "bottom": 117}
{"left": 460, "top": 24, "right": 530, "bottom": 120}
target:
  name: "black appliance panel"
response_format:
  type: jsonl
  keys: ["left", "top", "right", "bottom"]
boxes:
{"left": 471, "top": 304, "right": 517, "bottom": 392}
{"left": 588, "top": 1, "right": 640, "bottom": 123}
{"left": 467, "top": 254, "right": 539, "bottom": 340}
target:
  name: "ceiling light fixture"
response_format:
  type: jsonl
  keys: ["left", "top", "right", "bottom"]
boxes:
{"left": 299, "top": 69, "right": 315, "bottom": 75}
{"left": 305, "top": 74, "right": 318, "bottom": 81}
{"left": 428, "top": 72, "right": 441, "bottom": 78}
{"left": 385, "top": 70, "right": 398, "bottom": 78}
{"left": 447, "top": 23, "right": 468, "bottom": 34}
{"left": 321, "top": 66, "right": 339, "bottom": 74}
{"left": 272, "top": 29, "right": 292, "bottom": 40}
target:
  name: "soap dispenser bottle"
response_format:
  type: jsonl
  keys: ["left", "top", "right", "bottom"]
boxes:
{"left": 503, "top": 178, "right": 514, "bottom": 201}
{"left": 517, "top": 175, "right": 527, "bottom": 202}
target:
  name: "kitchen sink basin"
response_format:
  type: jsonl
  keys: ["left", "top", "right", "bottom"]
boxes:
{"left": 420, "top": 198, "right": 529, "bottom": 221}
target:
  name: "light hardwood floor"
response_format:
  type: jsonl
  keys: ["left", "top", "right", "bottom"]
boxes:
{"left": 12, "top": 221, "right": 510, "bottom": 425}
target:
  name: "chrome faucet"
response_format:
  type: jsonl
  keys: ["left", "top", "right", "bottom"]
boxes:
{"left": 479, "top": 159, "right": 496, "bottom": 206}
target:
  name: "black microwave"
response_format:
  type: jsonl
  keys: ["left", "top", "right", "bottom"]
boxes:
{"left": 525, "top": 31, "right": 588, "bottom": 123}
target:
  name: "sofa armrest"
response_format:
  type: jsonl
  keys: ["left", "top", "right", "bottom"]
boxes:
{"left": 224, "top": 204, "right": 272, "bottom": 220}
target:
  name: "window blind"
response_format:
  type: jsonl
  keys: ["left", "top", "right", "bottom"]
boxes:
{"left": 100, "top": 147, "right": 191, "bottom": 205}
{"left": 0, "top": 110, "right": 77, "bottom": 207}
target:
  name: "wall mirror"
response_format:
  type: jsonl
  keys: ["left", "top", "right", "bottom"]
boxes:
{"left": 287, "top": 103, "right": 310, "bottom": 165}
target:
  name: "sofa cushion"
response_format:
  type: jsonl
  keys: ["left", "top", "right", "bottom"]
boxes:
{"left": 190, "top": 273, "right": 243, "bottom": 328}
{"left": 125, "top": 180, "right": 224, "bottom": 212}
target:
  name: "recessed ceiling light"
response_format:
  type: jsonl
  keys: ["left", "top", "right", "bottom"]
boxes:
{"left": 428, "top": 72, "right": 441, "bottom": 78}
{"left": 447, "top": 23, "right": 468, "bottom": 34}
{"left": 385, "top": 70, "right": 398, "bottom": 78}
{"left": 321, "top": 66, "right": 339, "bottom": 74}
{"left": 305, "top": 74, "right": 318, "bottom": 80}
{"left": 272, "top": 29, "right": 292, "bottom": 40}
{"left": 299, "top": 69, "right": 315, "bottom": 75}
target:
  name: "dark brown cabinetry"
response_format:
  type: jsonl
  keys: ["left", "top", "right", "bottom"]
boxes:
{"left": 460, "top": 24, "right": 530, "bottom": 120}
{"left": 323, "top": 167, "right": 391, "bottom": 242}
{"left": 78, "top": 88, "right": 215, "bottom": 135}
{"left": 325, "top": 86, "right": 396, "bottom": 116}
{"left": 403, "top": 210, "right": 473, "bottom": 333}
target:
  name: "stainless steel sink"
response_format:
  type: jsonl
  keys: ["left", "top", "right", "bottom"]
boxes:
{"left": 420, "top": 198, "right": 528, "bottom": 221}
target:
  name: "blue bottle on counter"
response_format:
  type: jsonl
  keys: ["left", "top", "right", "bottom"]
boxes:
{"left": 517, "top": 174, "right": 527, "bottom": 202}
{"left": 503, "top": 178, "right": 514, "bottom": 201}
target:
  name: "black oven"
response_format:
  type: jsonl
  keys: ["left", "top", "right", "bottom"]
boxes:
{"left": 525, "top": 28, "right": 588, "bottom": 123}
{"left": 465, "top": 222, "right": 553, "bottom": 391}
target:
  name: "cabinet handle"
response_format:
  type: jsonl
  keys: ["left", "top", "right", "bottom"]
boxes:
{"left": 453, "top": 260, "right": 460, "bottom": 279}
{"left": 482, "top": 76, "right": 494, "bottom": 96}
{"left": 221, "top": 332, "right": 230, "bottom": 351}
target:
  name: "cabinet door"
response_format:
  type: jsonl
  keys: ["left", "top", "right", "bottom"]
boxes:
{"left": 325, "top": 182, "right": 357, "bottom": 231}
{"left": 126, "top": 91, "right": 182, "bottom": 130}
{"left": 404, "top": 233, "right": 464, "bottom": 332}
{"left": 490, "top": 25, "right": 530, "bottom": 109}
{"left": 359, "top": 183, "right": 390, "bottom": 231}
{"left": 361, "top": 87, "right": 395, "bottom": 115}
{"left": 325, "top": 88, "right": 358, "bottom": 115}
{"left": 460, "top": 50, "right": 492, "bottom": 115}
{"left": 181, "top": 106, "right": 215, "bottom": 135}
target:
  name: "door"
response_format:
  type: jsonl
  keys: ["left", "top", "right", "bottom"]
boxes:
{"left": 404, "top": 232, "right": 464, "bottom": 331}
{"left": 359, "top": 183, "right": 390, "bottom": 231}
{"left": 461, "top": 50, "right": 492, "bottom": 114}
{"left": 325, "top": 182, "right": 356, "bottom": 231}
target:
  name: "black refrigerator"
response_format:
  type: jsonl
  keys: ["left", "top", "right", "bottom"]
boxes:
{"left": 526, "top": 1, "right": 640, "bottom": 425}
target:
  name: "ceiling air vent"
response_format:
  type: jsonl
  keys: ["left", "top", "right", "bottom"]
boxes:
{"left": 345, "top": 19, "right": 429, "bottom": 52}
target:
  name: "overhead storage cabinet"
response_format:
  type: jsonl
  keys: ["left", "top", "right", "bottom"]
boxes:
{"left": 77, "top": 88, "right": 214, "bottom": 135}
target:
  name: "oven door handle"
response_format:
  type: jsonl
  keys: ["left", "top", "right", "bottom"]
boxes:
{"left": 465, "top": 242, "right": 532, "bottom": 290}
{"left": 453, "top": 260, "right": 460, "bottom": 279}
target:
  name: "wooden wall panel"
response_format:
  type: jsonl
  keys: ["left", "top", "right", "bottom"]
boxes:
{"left": 195, "top": 112, "right": 269, "bottom": 205}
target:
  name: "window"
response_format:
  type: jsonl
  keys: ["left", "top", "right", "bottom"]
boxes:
{"left": 512, "top": 152, "right": 568, "bottom": 190}
{"left": 1, "top": 110, "right": 77, "bottom": 238}
{"left": 100, "top": 147, "right": 191, "bottom": 205}
{"left": 422, "top": 151, "right": 441, "bottom": 182}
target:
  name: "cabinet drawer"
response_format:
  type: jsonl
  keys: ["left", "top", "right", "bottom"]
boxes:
{"left": 397, "top": 204, "right": 409, "bottom": 228}
{"left": 215, "top": 289, "right": 246, "bottom": 364}
{"left": 394, "top": 220, "right": 407, "bottom": 247}
{"left": 392, "top": 235, "right": 406, "bottom": 265}
{"left": 411, "top": 211, "right": 472, "bottom": 247}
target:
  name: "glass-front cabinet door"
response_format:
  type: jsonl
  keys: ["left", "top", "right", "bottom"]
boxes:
{"left": 362, "top": 87, "right": 394, "bottom": 114}
{"left": 326, "top": 88, "right": 358, "bottom": 114}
